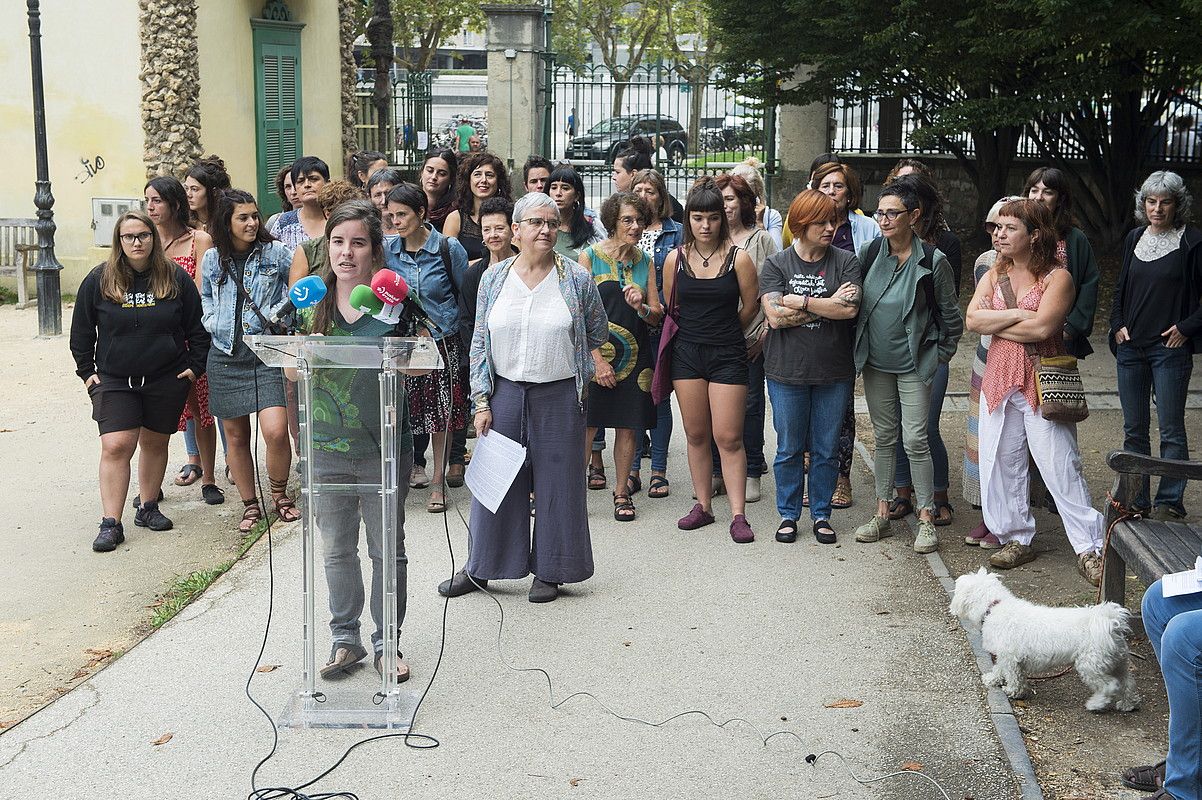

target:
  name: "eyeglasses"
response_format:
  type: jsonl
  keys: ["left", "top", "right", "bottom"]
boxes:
{"left": 120, "top": 232, "right": 154, "bottom": 244}
{"left": 618, "top": 216, "right": 644, "bottom": 228}
{"left": 519, "top": 218, "right": 558, "bottom": 230}
{"left": 872, "top": 209, "right": 914, "bottom": 222}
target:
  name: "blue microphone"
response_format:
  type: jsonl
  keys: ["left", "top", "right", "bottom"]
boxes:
{"left": 270, "top": 274, "right": 327, "bottom": 325}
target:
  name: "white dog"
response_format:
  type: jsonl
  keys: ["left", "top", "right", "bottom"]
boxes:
{"left": 949, "top": 568, "right": 1140, "bottom": 712}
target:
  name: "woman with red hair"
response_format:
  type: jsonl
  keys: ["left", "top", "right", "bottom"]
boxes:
{"left": 966, "top": 199, "right": 1105, "bottom": 582}
{"left": 760, "top": 190, "right": 861, "bottom": 544}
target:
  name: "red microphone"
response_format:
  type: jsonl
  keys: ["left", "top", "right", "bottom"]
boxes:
{"left": 371, "top": 269, "right": 437, "bottom": 331}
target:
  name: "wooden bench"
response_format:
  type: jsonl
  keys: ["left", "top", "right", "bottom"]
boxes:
{"left": 0, "top": 218, "right": 37, "bottom": 309}
{"left": 1101, "top": 450, "right": 1202, "bottom": 607}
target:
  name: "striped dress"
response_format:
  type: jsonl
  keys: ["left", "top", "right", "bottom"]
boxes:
{"left": 961, "top": 250, "right": 995, "bottom": 506}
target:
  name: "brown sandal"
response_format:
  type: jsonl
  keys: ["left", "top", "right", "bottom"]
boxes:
{"left": 269, "top": 477, "right": 300, "bottom": 523}
{"left": 588, "top": 463, "right": 607, "bottom": 490}
{"left": 613, "top": 492, "right": 636, "bottom": 522}
{"left": 239, "top": 497, "right": 262, "bottom": 533}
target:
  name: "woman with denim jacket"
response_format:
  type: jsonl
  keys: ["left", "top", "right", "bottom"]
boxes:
{"left": 200, "top": 189, "right": 298, "bottom": 533}
{"left": 629, "top": 168, "right": 682, "bottom": 498}
{"left": 383, "top": 183, "right": 471, "bottom": 514}
{"left": 438, "top": 192, "right": 608, "bottom": 604}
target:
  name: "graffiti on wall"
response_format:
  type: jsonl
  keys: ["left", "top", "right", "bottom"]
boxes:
{"left": 74, "top": 155, "right": 106, "bottom": 184}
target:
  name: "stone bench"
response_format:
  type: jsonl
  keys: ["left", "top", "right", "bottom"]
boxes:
{"left": 0, "top": 218, "right": 37, "bottom": 309}
{"left": 1101, "top": 450, "right": 1202, "bottom": 607}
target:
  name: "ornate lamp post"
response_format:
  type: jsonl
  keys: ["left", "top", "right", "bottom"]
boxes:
{"left": 27, "top": 0, "right": 63, "bottom": 336}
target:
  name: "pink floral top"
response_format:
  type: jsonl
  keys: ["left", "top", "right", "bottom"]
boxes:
{"left": 981, "top": 267, "right": 1066, "bottom": 413}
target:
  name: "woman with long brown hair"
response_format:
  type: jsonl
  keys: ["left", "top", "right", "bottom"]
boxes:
{"left": 183, "top": 155, "right": 231, "bottom": 236}
{"left": 966, "top": 199, "right": 1104, "bottom": 583}
{"left": 70, "top": 211, "right": 210, "bottom": 551}
{"left": 443, "top": 152, "right": 513, "bottom": 262}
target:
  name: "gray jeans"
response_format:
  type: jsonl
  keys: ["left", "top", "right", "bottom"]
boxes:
{"left": 861, "top": 367, "right": 934, "bottom": 511}
{"left": 315, "top": 449, "right": 412, "bottom": 656}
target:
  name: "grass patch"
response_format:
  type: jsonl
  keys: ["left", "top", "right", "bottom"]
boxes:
{"left": 684, "top": 150, "right": 766, "bottom": 168}
{"left": 147, "top": 510, "right": 283, "bottom": 629}
{"left": 0, "top": 286, "right": 17, "bottom": 305}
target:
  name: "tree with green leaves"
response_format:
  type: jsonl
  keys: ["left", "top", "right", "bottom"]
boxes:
{"left": 665, "top": 0, "right": 721, "bottom": 150}
{"left": 708, "top": 0, "right": 1202, "bottom": 247}
{"left": 366, "top": 0, "right": 394, "bottom": 154}
{"left": 556, "top": 0, "right": 668, "bottom": 116}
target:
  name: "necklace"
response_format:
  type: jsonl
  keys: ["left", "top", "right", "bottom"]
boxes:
{"left": 694, "top": 242, "right": 721, "bottom": 269}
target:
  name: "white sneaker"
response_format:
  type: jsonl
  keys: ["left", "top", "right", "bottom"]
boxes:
{"left": 409, "top": 464, "right": 430, "bottom": 489}
{"left": 913, "top": 520, "right": 939, "bottom": 554}
{"left": 745, "top": 476, "right": 761, "bottom": 503}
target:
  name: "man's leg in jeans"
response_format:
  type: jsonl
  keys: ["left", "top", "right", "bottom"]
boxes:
{"left": 1142, "top": 581, "right": 1202, "bottom": 800}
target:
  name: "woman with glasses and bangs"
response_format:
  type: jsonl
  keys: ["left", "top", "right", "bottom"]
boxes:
{"left": 439, "top": 192, "right": 607, "bottom": 604}
{"left": 663, "top": 178, "right": 761, "bottom": 544}
{"left": 70, "top": 211, "right": 210, "bottom": 552}
{"left": 579, "top": 192, "right": 662, "bottom": 523}
{"left": 852, "top": 183, "right": 962, "bottom": 556}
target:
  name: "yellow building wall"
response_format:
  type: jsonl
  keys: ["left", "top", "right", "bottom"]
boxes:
{"left": 198, "top": 0, "right": 345, "bottom": 201}
{"left": 0, "top": 1, "right": 146, "bottom": 294}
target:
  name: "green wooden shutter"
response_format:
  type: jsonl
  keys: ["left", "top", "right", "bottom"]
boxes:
{"left": 252, "top": 20, "right": 304, "bottom": 217}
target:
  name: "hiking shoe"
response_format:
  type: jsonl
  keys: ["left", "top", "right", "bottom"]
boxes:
{"left": 913, "top": 520, "right": 939, "bottom": 554}
{"left": 989, "top": 542, "right": 1036, "bottom": 569}
{"left": 978, "top": 532, "right": 1003, "bottom": 550}
{"left": 92, "top": 517, "right": 125, "bottom": 552}
{"left": 678, "top": 503, "right": 715, "bottom": 530}
{"left": 409, "top": 464, "right": 430, "bottom": 489}
{"left": 730, "top": 514, "right": 754, "bottom": 543}
{"left": 1077, "top": 550, "right": 1103, "bottom": 587}
{"left": 1150, "top": 505, "right": 1186, "bottom": 522}
{"left": 131, "top": 488, "right": 164, "bottom": 509}
{"left": 320, "top": 642, "right": 367, "bottom": 679}
{"left": 134, "top": 502, "right": 173, "bottom": 531}
{"left": 854, "top": 515, "right": 892, "bottom": 543}
{"left": 201, "top": 483, "right": 226, "bottom": 505}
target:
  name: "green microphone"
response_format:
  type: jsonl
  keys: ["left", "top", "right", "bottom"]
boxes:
{"left": 349, "top": 283, "right": 384, "bottom": 316}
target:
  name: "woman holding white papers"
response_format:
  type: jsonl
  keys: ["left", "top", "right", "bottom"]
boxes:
{"left": 439, "top": 192, "right": 608, "bottom": 604}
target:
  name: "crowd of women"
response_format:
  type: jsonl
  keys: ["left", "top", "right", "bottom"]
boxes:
{"left": 69, "top": 140, "right": 1199, "bottom": 682}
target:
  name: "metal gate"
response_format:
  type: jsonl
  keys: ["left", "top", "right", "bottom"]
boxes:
{"left": 545, "top": 63, "right": 779, "bottom": 205}
{"left": 355, "top": 71, "right": 434, "bottom": 169}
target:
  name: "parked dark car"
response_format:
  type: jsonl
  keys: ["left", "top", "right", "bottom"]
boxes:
{"left": 565, "top": 115, "right": 688, "bottom": 165}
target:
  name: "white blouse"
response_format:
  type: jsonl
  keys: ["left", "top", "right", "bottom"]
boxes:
{"left": 487, "top": 266, "right": 576, "bottom": 384}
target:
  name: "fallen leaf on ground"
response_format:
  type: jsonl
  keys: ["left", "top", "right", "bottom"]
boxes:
{"left": 900, "top": 761, "right": 923, "bottom": 771}
{"left": 569, "top": 778, "right": 583, "bottom": 787}
{"left": 70, "top": 668, "right": 89, "bottom": 681}
{"left": 256, "top": 664, "right": 282, "bottom": 673}
{"left": 83, "top": 648, "right": 113, "bottom": 658}
{"left": 151, "top": 733, "right": 173, "bottom": 746}
{"left": 824, "top": 699, "right": 863, "bottom": 709}
{"left": 0, "top": 719, "right": 18, "bottom": 730}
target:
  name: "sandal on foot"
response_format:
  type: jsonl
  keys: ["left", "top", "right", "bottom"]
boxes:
{"left": 887, "top": 495, "right": 915, "bottom": 520}
{"left": 239, "top": 498, "right": 262, "bottom": 533}
{"left": 813, "top": 519, "right": 837, "bottom": 545}
{"left": 1121, "top": 759, "right": 1166, "bottom": 792}
{"left": 933, "top": 501, "right": 955, "bottom": 527}
{"left": 427, "top": 487, "right": 447, "bottom": 514}
{"left": 174, "top": 464, "right": 202, "bottom": 487}
{"left": 625, "top": 473, "right": 642, "bottom": 496}
{"left": 775, "top": 519, "right": 798, "bottom": 544}
{"left": 272, "top": 495, "right": 300, "bottom": 522}
{"left": 613, "top": 493, "right": 636, "bottom": 522}
{"left": 320, "top": 642, "right": 367, "bottom": 679}
{"left": 374, "top": 651, "right": 411, "bottom": 683}
{"left": 588, "top": 464, "right": 607, "bottom": 490}
{"left": 647, "top": 475, "right": 670, "bottom": 498}
{"left": 831, "top": 476, "right": 853, "bottom": 508}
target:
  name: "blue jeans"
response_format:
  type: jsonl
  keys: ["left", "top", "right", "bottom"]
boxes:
{"left": 1116, "top": 342, "right": 1193, "bottom": 514}
{"left": 712, "top": 353, "right": 766, "bottom": 477}
{"left": 1142, "top": 580, "right": 1202, "bottom": 800}
{"left": 894, "top": 361, "right": 949, "bottom": 493}
{"left": 182, "top": 416, "right": 228, "bottom": 458}
{"left": 767, "top": 379, "right": 853, "bottom": 522}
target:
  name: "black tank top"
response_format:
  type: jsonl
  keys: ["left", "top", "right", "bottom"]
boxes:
{"left": 676, "top": 246, "right": 743, "bottom": 346}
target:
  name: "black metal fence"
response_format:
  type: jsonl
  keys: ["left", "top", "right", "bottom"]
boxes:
{"left": 354, "top": 72, "right": 435, "bottom": 168}
{"left": 546, "top": 63, "right": 780, "bottom": 204}
{"left": 831, "top": 87, "right": 1202, "bottom": 164}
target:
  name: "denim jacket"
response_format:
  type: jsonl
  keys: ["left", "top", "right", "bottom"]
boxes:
{"left": 384, "top": 224, "right": 469, "bottom": 340}
{"left": 648, "top": 217, "right": 684, "bottom": 303}
{"left": 200, "top": 241, "right": 293, "bottom": 355}
{"left": 471, "top": 253, "right": 608, "bottom": 409}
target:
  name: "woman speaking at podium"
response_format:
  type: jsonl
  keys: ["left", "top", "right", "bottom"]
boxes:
{"left": 439, "top": 191, "right": 608, "bottom": 604}
{"left": 288, "top": 200, "right": 417, "bottom": 682}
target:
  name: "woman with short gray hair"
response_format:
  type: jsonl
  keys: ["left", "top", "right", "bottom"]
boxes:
{"left": 1110, "top": 170, "right": 1202, "bottom": 520}
{"left": 439, "top": 190, "right": 609, "bottom": 603}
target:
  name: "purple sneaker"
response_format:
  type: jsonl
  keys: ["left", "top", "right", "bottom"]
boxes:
{"left": 730, "top": 514, "right": 754, "bottom": 543}
{"left": 678, "top": 503, "right": 715, "bottom": 530}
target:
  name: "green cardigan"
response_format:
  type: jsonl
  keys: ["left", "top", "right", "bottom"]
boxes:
{"left": 1063, "top": 226, "right": 1099, "bottom": 358}
{"left": 853, "top": 234, "right": 964, "bottom": 384}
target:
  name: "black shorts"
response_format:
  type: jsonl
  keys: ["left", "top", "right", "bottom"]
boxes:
{"left": 90, "top": 374, "right": 192, "bottom": 435}
{"left": 670, "top": 340, "right": 749, "bottom": 385}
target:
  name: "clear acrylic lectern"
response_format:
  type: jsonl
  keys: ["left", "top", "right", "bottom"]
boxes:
{"left": 246, "top": 335, "right": 443, "bottom": 730}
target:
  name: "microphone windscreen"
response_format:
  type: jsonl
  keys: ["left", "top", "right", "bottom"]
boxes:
{"left": 371, "top": 270, "right": 408, "bottom": 306}
{"left": 349, "top": 284, "right": 384, "bottom": 315}
{"left": 289, "top": 274, "right": 327, "bottom": 309}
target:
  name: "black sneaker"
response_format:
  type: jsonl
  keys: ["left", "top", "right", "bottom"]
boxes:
{"left": 93, "top": 518, "right": 125, "bottom": 552}
{"left": 201, "top": 483, "right": 226, "bottom": 505}
{"left": 135, "top": 502, "right": 173, "bottom": 531}
{"left": 132, "top": 488, "right": 164, "bottom": 509}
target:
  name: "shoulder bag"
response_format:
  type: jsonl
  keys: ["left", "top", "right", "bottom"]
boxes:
{"left": 997, "top": 273, "right": 1088, "bottom": 423}
{"left": 650, "top": 246, "right": 684, "bottom": 405}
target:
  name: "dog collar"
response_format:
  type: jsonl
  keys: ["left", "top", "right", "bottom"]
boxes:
{"left": 982, "top": 599, "right": 1001, "bottom": 620}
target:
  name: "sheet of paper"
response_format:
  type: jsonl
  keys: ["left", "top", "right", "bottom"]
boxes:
{"left": 464, "top": 429, "right": 527, "bottom": 514}
{"left": 416, "top": 131, "right": 429, "bottom": 149}
{"left": 1162, "top": 556, "right": 1202, "bottom": 598}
